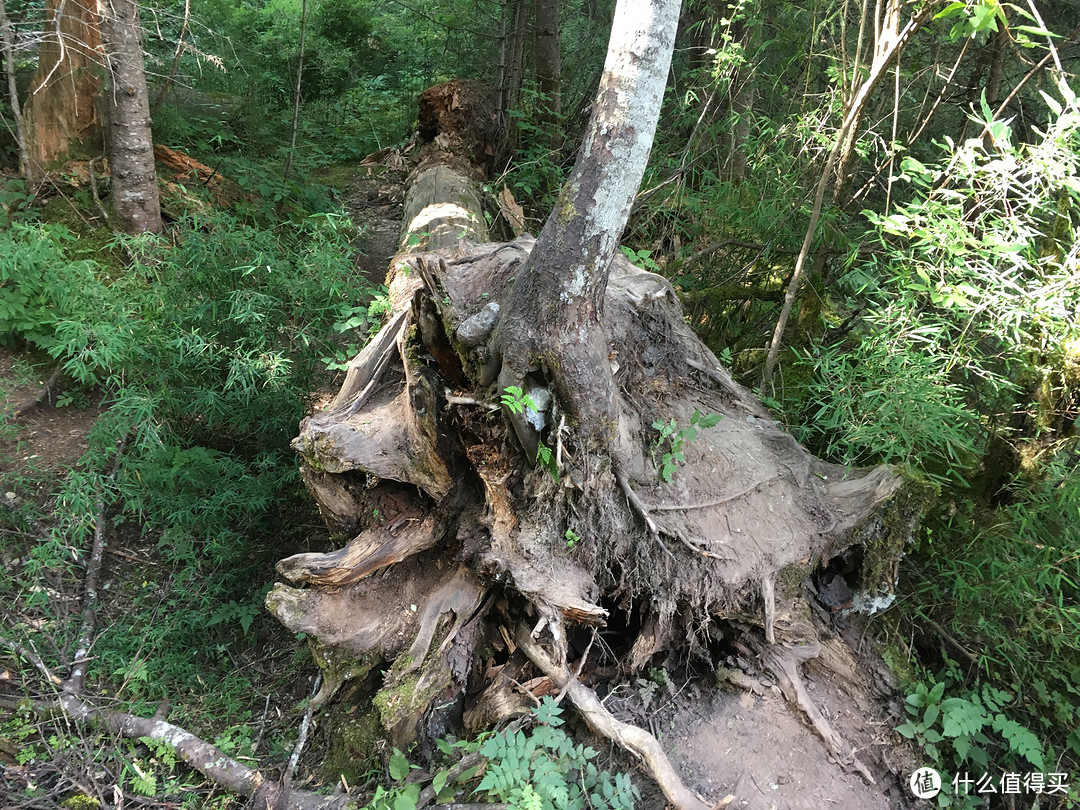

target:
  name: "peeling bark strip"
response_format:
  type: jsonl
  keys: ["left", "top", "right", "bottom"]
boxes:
{"left": 100, "top": 0, "right": 162, "bottom": 234}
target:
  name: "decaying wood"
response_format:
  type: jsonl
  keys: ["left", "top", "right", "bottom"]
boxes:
{"left": 276, "top": 515, "right": 444, "bottom": 585}
{"left": 271, "top": 78, "right": 914, "bottom": 801}
{"left": 153, "top": 143, "right": 220, "bottom": 185}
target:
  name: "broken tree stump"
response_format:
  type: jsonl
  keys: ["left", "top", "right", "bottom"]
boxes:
{"left": 266, "top": 79, "right": 917, "bottom": 803}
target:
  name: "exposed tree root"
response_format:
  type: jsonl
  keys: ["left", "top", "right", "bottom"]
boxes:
{"left": 516, "top": 624, "right": 712, "bottom": 810}
{"left": 270, "top": 83, "right": 918, "bottom": 801}
{"left": 760, "top": 640, "right": 875, "bottom": 784}
{"left": 276, "top": 515, "right": 445, "bottom": 585}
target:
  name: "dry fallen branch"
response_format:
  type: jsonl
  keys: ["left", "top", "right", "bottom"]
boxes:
{"left": 8, "top": 692, "right": 353, "bottom": 810}
{"left": 5, "top": 366, "right": 61, "bottom": 419}
{"left": 66, "top": 438, "right": 128, "bottom": 695}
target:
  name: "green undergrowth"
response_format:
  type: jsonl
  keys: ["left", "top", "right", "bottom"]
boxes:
{"left": 0, "top": 186, "right": 382, "bottom": 800}
{"left": 353, "top": 699, "right": 638, "bottom": 810}
{"left": 896, "top": 453, "right": 1080, "bottom": 806}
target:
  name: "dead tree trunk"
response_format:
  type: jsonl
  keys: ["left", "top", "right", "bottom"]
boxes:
{"left": 21, "top": 0, "right": 102, "bottom": 175}
{"left": 268, "top": 10, "right": 918, "bottom": 801}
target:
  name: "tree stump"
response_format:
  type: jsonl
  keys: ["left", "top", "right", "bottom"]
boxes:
{"left": 266, "top": 80, "right": 918, "bottom": 804}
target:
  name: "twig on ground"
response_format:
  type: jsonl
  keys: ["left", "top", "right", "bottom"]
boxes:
{"left": 65, "top": 437, "right": 129, "bottom": 695}
{"left": 285, "top": 672, "right": 322, "bottom": 786}
{"left": 252, "top": 693, "right": 273, "bottom": 755}
{"left": 553, "top": 628, "right": 596, "bottom": 705}
{"left": 6, "top": 366, "right": 62, "bottom": 419}
{"left": 88, "top": 157, "right": 111, "bottom": 225}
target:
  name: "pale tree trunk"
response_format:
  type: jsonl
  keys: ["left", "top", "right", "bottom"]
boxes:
{"left": 100, "top": 0, "right": 162, "bottom": 234}
{"left": 0, "top": 0, "right": 30, "bottom": 180}
{"left": 534, "top": 0, "right": 561, "bottom": 150}
{"left": 21, "top": 0, "right": 102, "bottom": 175}
{"left": 497, "top": 0, "right": 681, "bottom": 453}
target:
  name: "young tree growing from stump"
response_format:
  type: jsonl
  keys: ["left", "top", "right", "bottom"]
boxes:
{"left": 271, "top": 0, "right": 915, "bottom": 805}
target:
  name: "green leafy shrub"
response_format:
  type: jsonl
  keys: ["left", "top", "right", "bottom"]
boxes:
{"left": 897, "top": 679, "right": 1045, "bottom": 774}
{"left": 788, "top": 332, "right": 981, "bottom": 485}
{"left": 475, "top": 698, "right": 638, "bottom": 810}
{"left": 911, "top": 453, "right": 1080, "bottom": 772}
{"left": 0, "top": 224, "right": 102, "bottom": 348}
{"left": 2, "top": 208, "right": 379, "bottom": 723}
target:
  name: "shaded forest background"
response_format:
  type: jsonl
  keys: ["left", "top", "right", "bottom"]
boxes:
{"left": 0, "top": 0, "right": 1078, "bottom": 806}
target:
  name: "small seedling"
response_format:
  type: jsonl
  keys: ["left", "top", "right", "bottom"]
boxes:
{"left": 501, "top": 385, "right": 539, "bottom": 414}
{"left": 652, "top": 410, "right": 723, "bottom": 482}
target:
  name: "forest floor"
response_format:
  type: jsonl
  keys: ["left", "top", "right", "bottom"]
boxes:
{"left": 0, "top": 161, "right": 923, "bottom": 809}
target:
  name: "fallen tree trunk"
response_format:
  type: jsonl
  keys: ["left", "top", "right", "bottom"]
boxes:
{"left": 267, "top": 78, "right": 918, "bottom": 802}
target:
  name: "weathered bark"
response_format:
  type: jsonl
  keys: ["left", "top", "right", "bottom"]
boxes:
{"left": 534, "top": 0, "right": 562, "bottom": 150}
{"left": 497, "top": 0, "right": 682, "bottom": 454}
{"left": 21, "top": 0, "right": 102, "bottom": 175}
{"left": 100, "top": 0, "right": 162, "bottom": 234}
{"left": 154, "top": 143, "right": 220, "bottom": 185}
{"left": 416, "top": 79, "right": 498, "bottom": 180}
{"left": 7, "top": 693, "right": 353, "bottom": 810}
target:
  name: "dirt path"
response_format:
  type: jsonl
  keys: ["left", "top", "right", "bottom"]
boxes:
{"left": 0, "top": 353, "right": 101, "bottom": 476}
{"left": 337, "top": 159, "right": 408, "bottom": 286}
{"left": 666, "top": 663, "right": 916, "bottom": 809}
